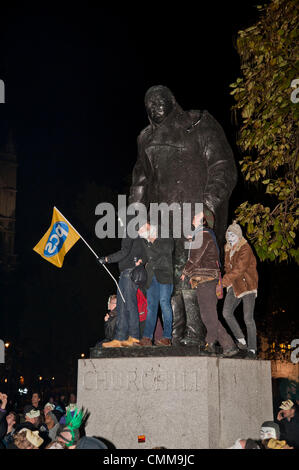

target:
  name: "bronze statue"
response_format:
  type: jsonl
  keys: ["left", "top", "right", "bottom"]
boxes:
{"left": 129, "top": 85, "right": 237, "bottom": 346}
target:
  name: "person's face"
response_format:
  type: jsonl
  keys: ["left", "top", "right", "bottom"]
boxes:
{"left": 45, "top": 413, "right": 55, "bottom": 429}
{"left": 146, "top": 94, "right": 174, "bottom": 124}
{"left": 138, "top": 223, "right": 150, "bottom": 239}
{"left": 192, "top": 212, "right": 204, "bottom": 228}
{"left": 282, "top": 408, "right": 294, "bottom": 420}
{"left": 227, "top": 231, "right": 239, "bottom": 246}
{"left": 6, "top": 413, "right": 16, "bottom": 427}
{"left": 27, "top": 416, "right": 39, "bottom": 426}
{"left": 108, "top": 297, "right": 117, "bottom": 311}
{"left": 57, "top": 430, "right": 73, "bottom": 448}
{"left": 69, "top": 394, "right": 76, "bottom": 404}
{"left": 44, "top": 406, "right": 52, "bottom": 416}
{"left": 32, "top": 393, "right": 40, "bottom": 405}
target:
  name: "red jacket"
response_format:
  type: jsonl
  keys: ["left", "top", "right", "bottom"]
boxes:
{"left": 137, "top": 289, "right": 147, "bottom": 322}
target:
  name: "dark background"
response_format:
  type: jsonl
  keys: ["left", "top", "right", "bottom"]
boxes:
{"left": 0, "top": 2, "right": 297, "bottom": 396}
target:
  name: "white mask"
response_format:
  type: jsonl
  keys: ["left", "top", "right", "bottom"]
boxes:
{"left": 227, "top": 231, "right": 239, "bottom": 246}
{"left": 260, "top": 427, "right": 277, "bottom": 440}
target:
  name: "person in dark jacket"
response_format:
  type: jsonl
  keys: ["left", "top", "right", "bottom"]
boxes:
{"left": 181, "top": 211, "right": 238, "bottom": 357}
{"left": 100, "top": 232, "right": 147, "bottom": 347}
{"left": 104, "top": 294, "right": 118, "bottom": 341}
{"left": 2, "top": 411, "right": 17, "bottom": 448}
{"left": 95, "top": 294, "right": 118, "bottom": 346}
{"left": 138, "top": 223, "right": 174, "bottom": 346}
{"left": 276, "top": 400, "right": 299, "bottom": 449}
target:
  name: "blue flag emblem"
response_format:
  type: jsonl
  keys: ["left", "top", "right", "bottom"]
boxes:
{"left": 44, "top": 222, "right": 69, "bottom": 257}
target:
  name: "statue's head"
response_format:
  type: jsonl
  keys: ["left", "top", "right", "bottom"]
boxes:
{"left": 145, "top": 85, "right": 176, "bottom": 124}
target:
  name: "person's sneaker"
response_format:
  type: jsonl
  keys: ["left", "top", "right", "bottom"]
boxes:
{"left": 236, "top": 340, "right": 247, "bottom": 351}
{"left": 247, "top": 350, "right": 257, "bottom": 360}
{"left": 154, "top": 337, "right": 171, "bottom": 346}
{"left": 139, "top": 337, "right": 153, "bottom": 347}
{"left": 203, "top": 342, "right": 217, "bottom": 354}
{"left": 222, "top": 346, "right": 239, "bottom": 357}
{"left": 102, "top": 339, "right": 123, "bottom": 348}
{"left": 121, "top": 336, "right": 140, "bottom": 347}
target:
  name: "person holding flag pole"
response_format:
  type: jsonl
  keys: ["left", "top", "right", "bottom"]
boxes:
{"left": 33, "top": 206, "right": 125, "bottom": 303}
{"left": 99, "top": 227, "right": 147, "bottom": 348}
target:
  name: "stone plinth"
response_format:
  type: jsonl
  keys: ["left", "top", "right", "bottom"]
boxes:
{"left": 77, "top": 349, "right": 273, "bottom": 449}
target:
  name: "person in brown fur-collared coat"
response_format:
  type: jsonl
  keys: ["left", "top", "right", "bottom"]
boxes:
{"left": 222, "top": 221, "right": 259, "bottom": 359}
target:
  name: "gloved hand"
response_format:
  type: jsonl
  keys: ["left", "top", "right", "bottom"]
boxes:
{"left": 98, "top": 257, "right": 106, "bottom": 264}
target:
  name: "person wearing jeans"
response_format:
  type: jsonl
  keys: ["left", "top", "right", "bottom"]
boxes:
{"left": 222, "top": 221, "right": 258, "bottom": 359}
{"left": 138, "top": 223, "right": 174, "bottom": 346}
{"left": 142, "top": 275, "right": 173, "bottom": 344}
{"left": 112, "top": 268, "right": 140, "bottom": 343}
{"left": 100, "top": 233, "right": 146, "bottom": 348}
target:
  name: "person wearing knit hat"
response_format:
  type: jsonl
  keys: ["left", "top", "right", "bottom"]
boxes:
{"left": 45, "top": 410, "right": 61, "bottom": 442}
{"left": 221, "top": 220, "right": 259, "bottom": 359}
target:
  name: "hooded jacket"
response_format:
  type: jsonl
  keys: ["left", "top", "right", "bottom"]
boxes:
{"left": 222, "top": 237, "right": 258, "bottom": 298}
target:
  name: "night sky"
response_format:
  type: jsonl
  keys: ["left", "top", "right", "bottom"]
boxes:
{"left": 0, "top": 2, "right": 297, "bottom": 394}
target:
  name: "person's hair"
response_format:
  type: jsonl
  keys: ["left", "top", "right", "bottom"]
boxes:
{"left": 31, "top": 391, "right": 41, "bottom": 399}
{"left": 13, "top": 430, "right": 37, "bottom": 449}
{"left": 108, "top": 294, "right": 117, "bottom": 303}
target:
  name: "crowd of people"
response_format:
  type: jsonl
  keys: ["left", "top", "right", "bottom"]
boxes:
{"left": 98, "top": 213, "right": 259, "bottom": 359}
{"left": 0, "top": 389, "right": 298, "bottom": 450}
{"left": 0, "top": 391, "right": 108, "bottom": 449}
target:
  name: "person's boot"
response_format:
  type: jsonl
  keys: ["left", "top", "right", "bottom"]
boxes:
{"left": 171, "top": 293, "right": 186, "bottom": 347}
{"left": 139, "top": 337, "right": 152, "bottom": 347}
{"left": 154, "top": 337, "right": 171, "bottom": 346}
{"left": 102, "top": 339, "right": 123, "bottom": 348}
{"left": 121, "top": 336, "right": 140, "bottom": 347}
{"left": 180, "top": 289, "right": 206, "bottom": 347}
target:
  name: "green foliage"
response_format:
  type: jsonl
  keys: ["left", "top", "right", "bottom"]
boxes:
{"left": 230, "top": 0, "right": 299, "bottom": 263}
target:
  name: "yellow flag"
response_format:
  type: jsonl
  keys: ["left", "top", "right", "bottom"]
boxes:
{"left": 33, "top": 207, "right": 80, "bottom": 268}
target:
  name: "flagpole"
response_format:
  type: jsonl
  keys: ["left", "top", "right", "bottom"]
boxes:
{"left": 54, "top": 206, "right": 126, "bottom": 303}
